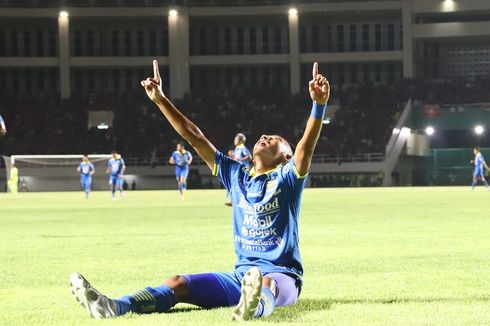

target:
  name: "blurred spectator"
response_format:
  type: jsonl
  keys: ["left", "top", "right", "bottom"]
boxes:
{"left": 1, "top": 77, "right": 489, "bottom": 160}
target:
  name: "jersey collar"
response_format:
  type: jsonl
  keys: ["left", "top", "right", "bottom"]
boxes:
{"left": 248, "top": 165, "right": 281, "bottom": 177}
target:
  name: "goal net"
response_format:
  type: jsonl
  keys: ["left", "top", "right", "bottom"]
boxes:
{"left": 2, "top": 154, "right": 113, "bottom": 192}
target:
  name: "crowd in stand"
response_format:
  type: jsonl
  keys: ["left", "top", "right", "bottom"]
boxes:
{"left": 1, "top": 78, "right": 489, "bottom": 165}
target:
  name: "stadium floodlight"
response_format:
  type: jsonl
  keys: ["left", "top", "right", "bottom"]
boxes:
{"left": 442, "top": 0, "right": 456, "bottom": 11}
{"left": 59, "top": 11, "right": 69, "bottom": 18}
{"left": 425, "top": 126, "right": 435, "bottom": 136}
{"left": 97, "top": 123, "right": 109, "bottom": 130}
{"left": 474, "top": 125, "right": 484, "bottom": 135}
{"left": 288, "top": 8, "right": 298, "bottom": 16}
{"left": 169, "top": 9, "right": 178, "bottom": 17}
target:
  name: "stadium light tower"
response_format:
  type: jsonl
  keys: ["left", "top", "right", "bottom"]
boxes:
{"left": 425, "top": 126, "right": 435, "bottom": 136}
{"left": 169, "top": 9, "right": 178, "bottom": 17}
{"left": 289, "top": 8, "right": 298, "bottom": 16}
{"left": 474, "top": 125, "right": 484, "bottom": 135}
{"left": 59, "top": 11, "right": 69, "bottom": 18}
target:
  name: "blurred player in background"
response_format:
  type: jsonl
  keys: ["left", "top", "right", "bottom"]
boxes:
{"left": 77, "top": 155, "right": 95, "bottom": 199}
{"left": 225, "top": 136, "right": 252, "bottom": 205}
{"left": 106, "top": 151, "right": 125, "bottom": 200}
{"left": 7, "top": 163, "right": 18, "bottom": 194}
{"left": 70, "top": 60, "right": 329, "bottom": 321}
{"left": 233, "top": 133, "right": 252, "bottom": 168}
{"left": 169, "top": 142, "right": 193, "bottom": 200}
{"left": 470, "top": 146, "right": 490, "bottom": 191}
{"left": 0, "top": 114, "right": 6, "bottom": 136}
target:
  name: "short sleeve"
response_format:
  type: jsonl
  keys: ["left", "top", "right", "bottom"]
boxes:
{"left": 242, "top": 147, "right": 251, "bottom": 158}
{"left": 120, "top": 158, "right": 125, "bottom": 166}
{"left": 281, "top": 159, "right": 308, "bottom": 191}
{"left": 212, "top": 151, "right": 241, "bottom": 191}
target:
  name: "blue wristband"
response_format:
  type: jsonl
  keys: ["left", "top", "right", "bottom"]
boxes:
{"left": 310, "top": 102, "right": 327, "bottom": 120}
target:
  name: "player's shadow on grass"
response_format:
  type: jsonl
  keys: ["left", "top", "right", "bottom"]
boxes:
{"left": 266, "top": 296, "right": 490, "bottom": 322}
{"left": 267, "top": 298, "right": 332, "bottom": 321}
{"left": 165, "top": 296, "right": 490, "bottom": 320}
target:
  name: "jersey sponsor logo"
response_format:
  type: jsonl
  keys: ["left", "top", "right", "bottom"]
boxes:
{"left": 243, "top": 214, "right": 273, "bottom": 228}
{"left": 237, "top": 197, "right": 279, "bottom": 214}
{"left": 241, "top": 226, "right": 277, "bottom": 237}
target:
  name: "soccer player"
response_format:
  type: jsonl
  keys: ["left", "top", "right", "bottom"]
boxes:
{"left": 0, "top": 114, "right": 6, "bottom": 136}
{"left": 77, "top": 155, "right": 95, "bottom": 199}
{"left": 7, "top": 164, "right": 18, "bottom": 194}
{"left": 106, "top": 151, "right": 126, "bottom": 200}
{"left": 470, "top": 146, "right": 490, "bottom": 191}
{"left": 70, "top": 60, "right": 329, "bottom": 321}
{"left": 169, "top": 142, "right": 193, "bottom": 199}
{"left": 233, "top": 133, "right": 252, "bottom": 168}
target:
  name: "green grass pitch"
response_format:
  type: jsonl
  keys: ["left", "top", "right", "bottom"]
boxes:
{"left": 1, "top": 187, "right": 490, "bottom": 325}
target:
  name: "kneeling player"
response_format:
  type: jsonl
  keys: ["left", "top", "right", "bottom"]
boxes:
{"left": 70, "top": 60, "right": 329, "bottom": 321}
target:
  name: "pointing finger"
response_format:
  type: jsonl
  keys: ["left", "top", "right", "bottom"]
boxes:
{"left": 312, "top": 62, "right": 318, "bottom": 79}
{"left": 153, "top": 60, "right": 160, "bottom": 80}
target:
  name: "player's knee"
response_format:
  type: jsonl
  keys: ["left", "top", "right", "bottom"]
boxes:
{"left": 164, "top": 275, "right": 189, "bottom": 302}
{"left": 164, "top": 275, "right": 187, "bottom": 289}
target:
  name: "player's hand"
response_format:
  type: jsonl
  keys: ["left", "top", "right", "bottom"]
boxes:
{"left": 0, "top": 128, "right": 6, "bottom": 136}
{"left": 141, "top": 60, "right": 166, "bottom": 104}
{"left": 309, "top": 62, "right": 330, "bottom": 105}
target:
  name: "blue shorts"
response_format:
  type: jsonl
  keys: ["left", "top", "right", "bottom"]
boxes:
{"left": 181, "top": 270, "right": 300, "bottom": 309}
{"left": 175, "top": 167, "right": 189, "bottom": 179}
{"left": 473, "top": 168, "right": 484, "bottom": 178}
{"left": 109, "top": 175, "right": 123, "bottom": 187}
{"left": 80, "top": 175, "right": 92, "bottom": 189}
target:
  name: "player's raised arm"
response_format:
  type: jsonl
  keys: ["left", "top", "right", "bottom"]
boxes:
{"left": 141, "top": 60, "right": 217, "bottom": 170}
{"left": 294, "top": 62, "right": 330, "bottom": 176}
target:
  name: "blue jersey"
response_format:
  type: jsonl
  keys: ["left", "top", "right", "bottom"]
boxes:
{"left": 234, "top": 144, "right": 252, "bottom": 168}
{"left": 213, "top": 151, "right": 307, "bottom": 279}
{"left": 171, "top": 150, "right": 192, "bottom": 168}
{"left": 474, "top": 152, "right": 486, "bottom": 177}
{"left": 0, "top": 114, "right": 4, "bottom": 125}
{"left": 108, "top": 158, "right": 125, "bottom": 176}
{"left": 475, "top": 153, "right": 485, "bottom": 169}
{"left": 78, "top": 162, "right": 94, "bottom": 175}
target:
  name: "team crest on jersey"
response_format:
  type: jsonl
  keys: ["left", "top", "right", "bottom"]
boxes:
{"left": 266, "top": 180, "right": 278, "bottom": 190}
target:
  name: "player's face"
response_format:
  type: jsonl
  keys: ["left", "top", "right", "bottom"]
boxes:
{"left": 82, "top": 156, "right": 88, "bottom": 162}
{"left": 234, "top": 136, "right": 241, "bottom": 146}
{"left": 112, "top": 153, "right": 117, "bottom": 159}
{"left": 253, "top": 134, "right": 290, "bottom": 164}
{"left": 176, "top": 144, "right": 183, "bottom": 152}
{"left": 474, "top": 149, "right": 478, "bottom": 155}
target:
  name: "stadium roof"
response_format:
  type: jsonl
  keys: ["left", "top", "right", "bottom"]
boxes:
{"left": 0, "top": 0, "right": 399, "bottom": 8}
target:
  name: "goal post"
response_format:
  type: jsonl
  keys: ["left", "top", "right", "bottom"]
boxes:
{"left": 2, "top": 154, "right": 113, "bottom": 192}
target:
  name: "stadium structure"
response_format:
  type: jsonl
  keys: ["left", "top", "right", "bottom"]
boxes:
{"left": 1, "top": 0, "right": 490, "bottom": 190}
